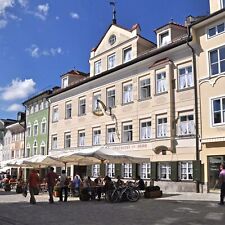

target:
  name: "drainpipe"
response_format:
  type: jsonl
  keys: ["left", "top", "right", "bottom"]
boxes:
{"left": 187, "top": 25, "right": 200, "bottom": 193}
{"left": 47, "top": 98, "right": 51, "bottom": 155}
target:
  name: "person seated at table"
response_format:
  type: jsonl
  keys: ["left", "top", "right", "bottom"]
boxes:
{"left": 103, "top": 176, "right": 114, "bottom": 192}
{"left": 136, "top": 175, "right": 145, "bottom": 190}
{"left": 94, "top": 176, "right": 103, "bottom": 201}
{"left": 72, "top": 174, "right": 81, "bottom": 196}
{"left": 116, "top": 175, "right": 124, "bottom": 188}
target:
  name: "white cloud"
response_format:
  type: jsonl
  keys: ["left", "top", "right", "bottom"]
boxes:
{"left": 17, "top": 0, "right": 28, "bottom": 8}
{"left": 6, "top": 103, "right": 23, "bottom": 112}
{"left": 0, "top": 19, "right": 7, "bottom": 28}
{"left": 55, "top": 16, "right": 59, "bottom": 20}
{"left": 0, "top": 0, "right": 14, "bottom": 16}
{"left": 26, "top": 44, "right": 63, "bottom": 58}
{"left": 70, "top": 12, "right": 79, "bottom": 20}
{"left": 0, "top": 78, "right": 36, "bottom": 101}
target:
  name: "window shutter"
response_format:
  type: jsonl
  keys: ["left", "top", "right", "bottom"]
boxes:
{"left": 86, "top": 165, "right": 92, "bottom": 177}
{"left": 171, "top": 161, "right": 178, "bottom": 181}
{"left": 100, "top": 164, "right": 105, "bottom": 177}
{"left": 132, "top": 163, "right": 137, "bottom": 179}
{"left": 151, "top": 162, "right": 157, "bottom": 180}
{"left": 115, "top": 164, "right": 122, "bottom": 178}
{"left": 193, "top": 160, "right": 201, "bottom": 181}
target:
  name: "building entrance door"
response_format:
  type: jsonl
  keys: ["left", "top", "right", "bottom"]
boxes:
{"left": 208, "top": 156, "right": 225, "bottom": 191}
{"left": 73, "top": 165, "right": 87, "bottom": 179}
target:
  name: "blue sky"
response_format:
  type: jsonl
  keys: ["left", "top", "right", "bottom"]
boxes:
{"left": 0, "top": 0, "right": 209, "bottom": 119}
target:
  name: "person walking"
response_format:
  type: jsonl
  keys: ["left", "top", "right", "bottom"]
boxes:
{"left": 46, "top": 167, "right": 58, "bottom": 204}
{"left": 59, "top": 170, "right": 69, "bottom": 202}
{"left": 28, "top": 169, "right": 40, "bottom": 204}
{"left": 219, "top": 163, "right": 225, "bottom": 205}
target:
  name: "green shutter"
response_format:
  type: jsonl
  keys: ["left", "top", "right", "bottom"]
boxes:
{"left": 193, "top": 160, "right": 201, "bottom": 181}
{"left": 86, "top": 165, "right": 92, "bottom": 177}
{"left": 171, "top": 161, "right": 178, "bottom": 181}
{"left": 100, "top": 164, "right": 105, "bottom": 177}
{"left": 151, "top": 162, "right": 157, "bottom": 180}
{"left": 115, "top": 164, "right": 122, "bottom": 178}
{"left": 132, "top": 163, "right": 137, "bottom": 179}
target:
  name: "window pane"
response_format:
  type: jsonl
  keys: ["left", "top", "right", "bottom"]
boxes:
{"left": 211, "top": 63, "right": 219, "bottom": 75}
{"left": 221, "top": 61, "right": 225, "bottom": 73}
{"left": 219, "top": 47, "right": 225, "bottom": 60}
{"left": 217, "top": 23, "right": 225, "bottom": 33}
{"left": 208, "top": 27, "right": 216, "bottom": 37}
{"left": 213, "top": 99, "right": 221, "bottom": 111}
{"left": 214, "top": 112, "right": 221, "bottom": 124}
{"left": 210, "top": 50, "right": 218, "bottom": 63}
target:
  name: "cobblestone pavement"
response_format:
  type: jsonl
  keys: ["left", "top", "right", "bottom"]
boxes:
{"left": 0, "top": 190, "right": 224, "bottom": 225}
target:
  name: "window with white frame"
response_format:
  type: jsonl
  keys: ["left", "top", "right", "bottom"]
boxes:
{"left": 93, "top": 93, "right": 101, "bottom": 111}
{"left": 106, "top": 163, "right": 115, "bottom": 177}
{"left": 140, "top": 163, "right": 151, "bottom": 179}
{"left": 212, "top": 97, "right": 225, "bottom": 125}
{"left": 209, "top": 45, "right": 225, "bottom": 76}
{"left": 122, "top": 122, "right": 133, "bottom": 142}
{"left": 33, "top": 141, "right": 38, "bottom": 155}
{"left": 44, "top": 100, "right": 48, "bottom": 109}
{"left": 30, "top": 106, "right": 34, "bottom": 114}
{"left": 40, "top": 143, "right": 45, "bottom": 155}
{"left": 123, "top": 47, "right": 132, "bottom": 63}
{"left": 52, "top": 135, "right": 57, "bottom": 149}
{"left": 179, "top": 161, "right": 193, "bottom": 180}
{"left": 64, "top": 132, "right": 71, "bottom": 148}
{"left": 79, "top": 97, "right": 86, "bottom": 116}
{"left": 159, "top": 163, "right": 171, "bottom": 180}
{"left": 208, "top": 22, "right": 225, "bottom": 38}
{"left": 34, "top": 103, "right": 39, "bottom": 112}
{"left": 65, "top": 102, "right": 72, "bottom": 119}
{"left": 62, "top": 77, "right": 68, "bottom": 88}
{"left": 107, "top": 88, "right": 115, "bottom": 108}
{"left": 41, "top": 118, "right": 47, "bottom": 134}
{"left": 221, "top": 0, "right": 225, "bottom": 9}
{"left": 122, "top": 163, "right": 132, "bottom": 178}
{"left": 159, "top": 31, "right": 170, "bottom": 46}
{"left": 178, "top": 66, "right": 193, "bottom": 89}
{"left": 33, "top": 121, "right": 38, "bottom": 136}
{"left": 157, "top": 115, "right": 167, "bottom": 137}
{"left": 107, "top": 126, "right": 116, "bottom": 143}
{"left": 156, "top": 72, "right": 167, "bottom": 94}
{"left": 27, "top": 124, "right": 31, "bottom": 137}
{"left": 140, "top": 119, "right": 151, "bottom": 140}
{"left": 92, "top": 164, "right": 100, "bottom": 177}
{"left": 52, "top": 106, "right": 59, "bottom": 122}
{"left": 178, "top": 113, "right": 195, "bottom": 136}
{"left": 140, "top": 77, "right": 151, "bottom": 100}
{"left": 78, "top": 130, "right": 85, "bottom": 146}
{"left": 93, "top": 128, "right": 101, "bottom": 145}
{"left": 39, "top": 101, "right": 44, "bottom": 110}
{"left": 94, "top": 60, "right": 101, "bottom": 75}
{"left": 108, "top": 53, "right": 116, "bottom": 69}
{"left": 123, "top": 83, "right": 133, "bottom": 104}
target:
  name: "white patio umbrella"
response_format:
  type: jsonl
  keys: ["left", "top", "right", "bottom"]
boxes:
{"left": 6, "top": 155, "right": 64, "bottom": 168}
{"left": 50, "top": 148, "right": 101, "bottom": 165}
{"left": 50, "top": 146, "right": 150, "bottom": 165}
{"left": 76, "top": 146, "right": 150, "bottom": 164}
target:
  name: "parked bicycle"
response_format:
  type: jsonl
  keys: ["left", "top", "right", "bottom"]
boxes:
{"left": 105, "top": 182, "right": 140, "bottom": 203}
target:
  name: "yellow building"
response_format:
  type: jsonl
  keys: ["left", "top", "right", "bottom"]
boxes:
{"left": 191, "top": 0, "right": 225, "bottom": 192}
{"left": 48, "top": 15, "right": 200, "bottom": 192}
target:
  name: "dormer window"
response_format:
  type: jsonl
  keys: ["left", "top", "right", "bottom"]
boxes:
{"left": 94, "top": 60, "right": 101, "bottom": 75}
{"left": 108, "top": 53, "right": 116, "bottom": 69}
{"left": 62, "top": 77, "right": 68, "bottom": 88}
{"left": 159, "top": 31, "right": 170, "bottom": 47}
{"left": 109, "top": 34, "right": 116, "bottom": 45}
{"left": 123, "top": 47, "right": 132, "bottom": 63}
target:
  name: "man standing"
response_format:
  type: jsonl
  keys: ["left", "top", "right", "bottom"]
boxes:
{"left": 59, "top": 170, "right": 69, "bottom": 202}
{"left": 219, "top": 163, "right": 225, "bottom": 205}
{"left": 28, "top": 169, "right": 40, "bottom": 204}
{"left": 46, "top": 167, "right": 58, "bottom": 203}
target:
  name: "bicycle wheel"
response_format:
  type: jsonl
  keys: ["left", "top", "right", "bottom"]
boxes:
{"left": 126, "top": 188, "right": 140, "bottom": 202}
{"left": 111, "top": 191, "right": 119, "bottom": 203}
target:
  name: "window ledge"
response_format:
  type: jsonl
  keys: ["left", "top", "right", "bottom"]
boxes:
{"left": 138, "top": 97, "right": 152, "bottom": 102}
{"left": 78, "top": 113, "right": 86, "bottom": 117}
{"left": 65, "top": 117, "right": 72, "bottom": 120}
{"left": 176, "top": 87, "right": 194, "bottom": 92}
{"left": 122, "top": 101, "right": 134, "bottom": 106}
{"left": 154, "top": 91, "right": 168, "bottom": 96}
